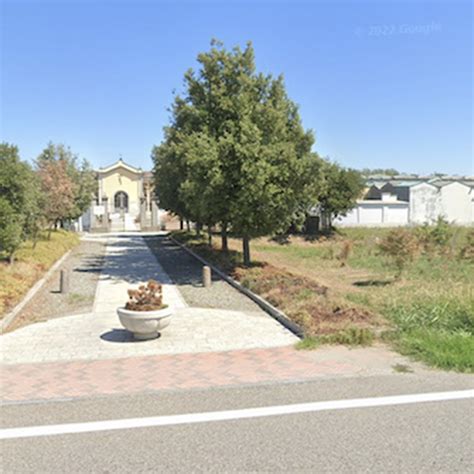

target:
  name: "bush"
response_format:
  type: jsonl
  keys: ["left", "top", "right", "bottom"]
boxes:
{"left": 415, "top": 217, "right": 454, "bottom": 256}
{"left": 460, "top": 230, "right": 474, "bottom": 261}
{"left": 0, "top": 198, "right": 23, "bottom": 263}
{"left": 378, "top": 228, "right": 419, "bottom": 278}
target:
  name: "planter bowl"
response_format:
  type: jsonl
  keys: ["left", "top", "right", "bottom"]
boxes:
{"left": 117, "top": 306, "right": 172, "bottom": 340}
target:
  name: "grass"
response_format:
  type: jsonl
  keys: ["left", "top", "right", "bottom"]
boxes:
{"left": 296, "top": 327, "right": 375, "bottom": 350}
{"left": 173, "top": 227, "right": 474, "bottom": 372}
{"left": 0, "top": 230, "right": 80, "bottom": 319}
{"left": 67, "top": 293, "right": 91, "bottom": 305}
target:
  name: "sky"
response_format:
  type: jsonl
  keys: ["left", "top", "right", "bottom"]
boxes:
{"left": 1, "top": 0, "right": 472, "bottom": 175}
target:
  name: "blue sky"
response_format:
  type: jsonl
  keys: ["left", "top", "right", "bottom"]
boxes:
{"left": 1, "top": 0, "right": 472, "bottom": 175}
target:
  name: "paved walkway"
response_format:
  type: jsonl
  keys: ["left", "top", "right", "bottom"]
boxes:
{"left": 0, "top": 345, "right": 425, "bottom": 403}
{"left": 1, "top": 233, "right": 296, "bottom": 364}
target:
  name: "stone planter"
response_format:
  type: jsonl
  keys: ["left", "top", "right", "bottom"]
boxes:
{"left": 117, "top": 306, "right": 172, "bottom": 340}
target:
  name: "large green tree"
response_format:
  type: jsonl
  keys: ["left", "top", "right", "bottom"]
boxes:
{"left": 154, "top": 41, "right": 324, "bottom": 264}
{"left": 0, "top": 143, "right": 43, "bottom": 260}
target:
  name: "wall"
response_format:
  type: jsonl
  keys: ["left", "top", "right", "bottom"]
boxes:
{"left": 335, "top": 201, "right": 409, "bottom": 227}
{"left": 99, "top": 167, "right": 142, "bottom": 216}
{"left": 440, "top": 182, "right": 472, "bottom": 224}
{"left": 409, "top": 183, "right": 441, "bottom": 224}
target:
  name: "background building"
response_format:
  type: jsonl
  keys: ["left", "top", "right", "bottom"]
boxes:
{"left": 335, "top": 175, "right": 474, "bottom": 227}
{"left": 81, "top": 158, "right": 163, "bottom": 232}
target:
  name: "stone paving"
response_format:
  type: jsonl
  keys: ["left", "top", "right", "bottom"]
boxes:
{"left": 0, "top": 345, "right": 423, "bottom": 403}
{"left": 1, "top": 233, "right": 296, "bottom": 365}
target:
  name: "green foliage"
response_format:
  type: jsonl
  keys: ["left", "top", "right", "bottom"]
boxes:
{"left": 154, "top": 40, "right": 325, "bottom": 264}
{"left": 378, "top": 228, "right": 419, "bottom": 277}
{"left": 36, "top": 143, "right": 96, "bottom": 220}
{"left": 460, "top": 229, "right": 474, "bottom": 261}
{"left": 386, "top": 297, "right": 474, "bottom": 335}
{"left": 415, "top": 217, "right": 454, "bottom": 256}
{"left": 318, "top": 162, "right": 365, "bottom": 229}
{"left": 0, "top": 198, "right": 23, "bottom": 261}
{"left": 394, "top": 329, "right": 474, "bottom": 372}
{"left": 0, "top": 143, "right": 44, "bottom": 254}
{"left": 320, "top": 327, "right": 374, "bottom": 346}
{"left": 296, "top": 327, "right": 374, "bottom": 349}
{"left": 360, "top": 168, "right": 400, "bottom": 176}
{"left": 295, "top": 337, "right": 320, "bottom": 350}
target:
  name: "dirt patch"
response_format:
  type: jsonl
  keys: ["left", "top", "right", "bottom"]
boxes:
{"left": 234, "top": 262, "right": 380, "bottom": 337}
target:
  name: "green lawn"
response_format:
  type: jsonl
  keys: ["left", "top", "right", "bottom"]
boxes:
{"left": 174, "top": 227, "right": 474, "bottom": 372}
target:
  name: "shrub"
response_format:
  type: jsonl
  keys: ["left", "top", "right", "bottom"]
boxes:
{"left": 125, "top": 279, "right": 167, "bottom": 311}
{"left": 460, "top": 230, "right": 474, "bottom": 261}
{"left": 0, "top": 198, "right": 24, "bottom": 264}
{"left": 415, "top": 217, "right": 454, "bottom": 256}
{"left": 378, "top": 228, "right": 419, "bottom": 278}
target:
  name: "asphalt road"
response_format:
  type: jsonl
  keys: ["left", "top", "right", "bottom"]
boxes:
{"left": 1, "top": 373, "right": 473, "bottom": 473}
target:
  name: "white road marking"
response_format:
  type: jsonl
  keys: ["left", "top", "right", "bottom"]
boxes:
{"left": 1, "top": 390, "right": 473, "bottom": 440}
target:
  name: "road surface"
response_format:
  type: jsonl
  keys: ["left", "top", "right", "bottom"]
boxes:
{"left": 1, "top": 372, "right": 473, "bottom": 473}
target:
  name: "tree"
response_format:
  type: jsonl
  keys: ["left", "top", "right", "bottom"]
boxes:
{"left": 318, "top": 162, "right": 365, "bottom": 230}
{"left": 0, "top": 143, "right": 44, "bottom": 254}
{"left": 0, "top": 197, "right": 23, "bottom": 263}
{"left": 154, "top": 41, "right": 325, "bottom": 264}
{"left": 360, "top": 168, "right": 400, "bottom": 176}
{"left": 37, "top": 158, "right": 76, "bottom": 235}
{"left": 36, "top": 143, "right": 96, "bottom": 220}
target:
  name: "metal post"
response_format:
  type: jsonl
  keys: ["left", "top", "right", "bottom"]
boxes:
{"left": 202, "top": 266, "right": 211, "bottom": 288}
{"left": 60, "top": 270, "right": 69, "bottom": 294}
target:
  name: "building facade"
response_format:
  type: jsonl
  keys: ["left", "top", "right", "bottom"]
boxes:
{"left": 334, "top": 176, "right": 474, "bottom": 227}
{"left": 81, "top": 159, "right": 162, "bottom": 232}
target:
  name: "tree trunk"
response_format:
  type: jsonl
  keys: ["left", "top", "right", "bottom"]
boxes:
{"left": 207, "top": 225, "right": 212, "bottom": 246}
{"left": 221, "top": 224, "right": 228, "bottom": 253}
{"left": 32, "top": 229, "right": 39, "bottom": 250}
{"left": 186, "top": 219, "right": 190, "bottom": 232}
{"left": 242, "top": 236, "right": 251, "bottom": 267}
{"left": 196, "top": 222, "right": 202, "bottom": 237}
{"left": 8, "top": 253, "right": 15, "bottom": 265}
{"left": 48, "top": 224, "right": 53, "bottom": 240}
{"left": 180, "top": 217, "right": 184, "bottom": 230}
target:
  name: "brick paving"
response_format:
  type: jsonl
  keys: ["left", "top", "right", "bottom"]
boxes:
{"left": 0, "top": 345, "right": 421, "bottom": 403}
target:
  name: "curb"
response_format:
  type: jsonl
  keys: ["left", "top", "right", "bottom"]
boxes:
{"left": 0, "top": 250, "right": 72, "bottom": 334}
{"left": 169, "top": 236, "right": 304, "bottom": 339}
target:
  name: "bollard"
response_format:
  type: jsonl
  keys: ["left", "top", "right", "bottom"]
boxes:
{"left": 203, "top": 265, "right": 211, "bottom": 288}
{"left": 60, "top": 269, "right": 69, "bottom": 294}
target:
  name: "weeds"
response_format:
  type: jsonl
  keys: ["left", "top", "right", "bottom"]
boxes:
{"left": 296, "top": 327, "right": 374, "bottom": 349}
{"left": 173, "top": 225, "right": 474, "bottom": 371}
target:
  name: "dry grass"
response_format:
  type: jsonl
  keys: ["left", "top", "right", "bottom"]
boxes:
{"left": 0, "top": 230, "right": 80, "bottom": 319}
{"left": 174, "top": 228, "right": 474, "bottom": 371}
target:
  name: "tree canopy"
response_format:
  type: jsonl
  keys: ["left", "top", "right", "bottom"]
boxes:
{"left": 36, "top": 143, "right": 96, "bottom": 220}
{"left": 0, "top": 141, "right": 95, "bottom": 263}
{"left": 153, "top": 40, "right": 328, "bottom": 264}
{"left": 318, "top": 162, "right": 365, "bottom": 229}
{"left": 0, "top": 143, "right": 43, "bottom": 260}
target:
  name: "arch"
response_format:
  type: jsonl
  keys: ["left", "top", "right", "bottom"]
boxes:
{"left": 114, "top": 191, "right": 129, "bottom": 212}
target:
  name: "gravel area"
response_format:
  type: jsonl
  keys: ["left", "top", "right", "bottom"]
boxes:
{"left": 144, "top": 235, "right": 265, "bottom": 313}
{"left": 7, "top": 238, "right": 105, "bottom": 332}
